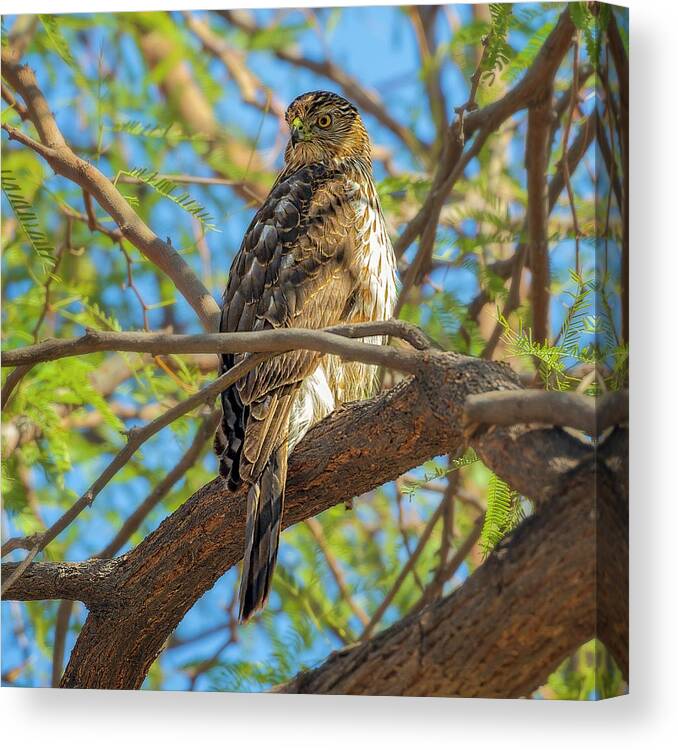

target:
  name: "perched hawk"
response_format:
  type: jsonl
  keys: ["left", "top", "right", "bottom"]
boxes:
{"left": 215, "top": 90, "right": 397, "bottom": 622}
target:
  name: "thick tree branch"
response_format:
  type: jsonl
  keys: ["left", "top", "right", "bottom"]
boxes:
{"left": 1, "top": 558, "right": 119, "bottom": 605}
{"left": 1, "top": 321, "right": 432, "bottom": 587}
{"left": 1, "top": 47, "right": 221, "bottom": 331}
{"left": 0, "top": 349, "right": 627, "bottom": 694}
{"left": 465, "top": 389, "right": 628, "bottom": 437}
{"left": 274, "top": 432, "right": 627, "bottom": 696}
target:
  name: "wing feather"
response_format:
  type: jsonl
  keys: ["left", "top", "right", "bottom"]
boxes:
{"left": 216, "top": 162, "right": 357, "bottom": 487}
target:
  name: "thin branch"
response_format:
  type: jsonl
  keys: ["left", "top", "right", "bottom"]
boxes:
{"left": 51, "top": 600, "right": 75, "bottom": 688}
{"left": 526, "top": 86, "right": 553, "bottom": 344}
{"left": 1, "top": 48, "right": 221, "bottom": 331}
{"left": 117, "top": 173, "right": 254, "bottom": 189}
{"left": 394, "top": 127, "right": 491, "bottom": 316}
{"left": 1, "top": 320, "right": 433, "bottom": 370}
{"left": 305, "top": 517, "right": 370, "bottom": 628}
{"left": 414, "top": 472, "right": 458, "bottom": 608}
{"left": 361, "top": 499, "right": 446, "bottom": 640}
{"left": 481, "top": 111, "right": 597, "bottom": 359}
{"left": 0, "top": 353, "right": 268, "bottom": 592}
{"left": 607, "top": 12, "right": 629, "bottom": 342}
{"left": 407, "top": 5, "right": 449, "bottom": 151}
{"left": 118, "top": 242, "right": 151, "bottom": 330}
{"left": 394, "top": 482, "right": 426, "bottom": 592}
{"left": 394, "top": 8, "right": 576, "bottom": 259}
{"left": 595, "top": 102, "right": 623, "bottom": 216}
{"left": 1, "top": 82, "right": 29, "bottom": 120}
{"left": 410, "top": 510, "right": 485, "bottom": 616}
{"left": 1, "top": 365, "right": 33, "bottom": 411}
{"left": 136, "top": 22, "right": 269, "bottom": 205}
{"left": 32, "top": 241, "right": 67, "bottom": 342}
{"left": 183, "top": 11, "right": 285, "bottom": 122}
{"left": 218, "top": 9, "right": 428, "bottom": 158}
{"left": 560, "top": 39, "right": 582, "bottom": 274}
{"left": 97, "top": 410, "right": 219, "bottom": 559}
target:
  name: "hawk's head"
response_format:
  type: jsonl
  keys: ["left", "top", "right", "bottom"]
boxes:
{"left": 283, "top": 91, "right": 370, "bottom": 165}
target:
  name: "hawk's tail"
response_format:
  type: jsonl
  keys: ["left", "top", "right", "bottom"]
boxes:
{"left": 238, "top": 441, "right": 288, "bottom": 622}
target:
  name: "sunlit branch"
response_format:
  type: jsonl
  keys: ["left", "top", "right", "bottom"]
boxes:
{"left": 1, "top": 47, "right": 221, "bottom": 331}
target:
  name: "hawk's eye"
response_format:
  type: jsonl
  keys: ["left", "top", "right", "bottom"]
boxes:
{"left": 316, "top": 114, "right": 332, "bottom": 129}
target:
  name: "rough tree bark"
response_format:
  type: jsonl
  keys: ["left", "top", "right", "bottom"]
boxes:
{"left": 276, "top": 432, "right": 627, "bottom": 696}
{"left": 2, "top": 351, "right": 628, "bottom": 693}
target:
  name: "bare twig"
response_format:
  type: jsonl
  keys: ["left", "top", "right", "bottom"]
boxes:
{"left": 410, "top": 511, "right": 485, "bottom": 616}
{"left": 305, "top": 517, "right": 370, "bottom": 627}
{"left": 361, "top": 499, "right": 446, "bottom": 640}
{"left": 32, "top": 241, "right": 67, "bottom": 343}
{"left": 415, "top": 473, "right": 458, "bottom": 607}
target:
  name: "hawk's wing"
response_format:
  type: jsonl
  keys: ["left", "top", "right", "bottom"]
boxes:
{"left": 216, "top": 162, "right": 358, "bottom": 487}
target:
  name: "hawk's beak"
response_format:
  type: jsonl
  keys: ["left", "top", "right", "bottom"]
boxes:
{"left": 290, "top": 116, "right": 308, "bottom": 146}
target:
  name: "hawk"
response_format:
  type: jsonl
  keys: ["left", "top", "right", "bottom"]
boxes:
{"left": 215, "top": 90, "right": 397, "bottom": 622}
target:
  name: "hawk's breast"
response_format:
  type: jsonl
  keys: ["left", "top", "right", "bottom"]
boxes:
{"left": 287, "top": 166, "right": 398, "bottom": 448}
{"left": 328, "top": 175, "right": 398, "bottom": 404}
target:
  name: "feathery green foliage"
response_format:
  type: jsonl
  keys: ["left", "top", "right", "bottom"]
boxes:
{"left": 400, "top": 450, "right": 479, "bottom": 497}
{"left": 1, "top": 168, "right": 55, "bottom": 274}
{"left": 112, "top": 120, "right": 214, "bottom": 144}
{"left": 503, "top": 18, "right": 555, "bottom": 83}
{"left": 479, "top": 472, "right": 524, "bottom": 556}
{"left": 482, "top": 4, "right": 513, "bottom": 83}
{"left": 569, "top": 2, "right": 611, "bottom": 70}
{"left": 118, "top": 168, "right": 219, "bottom": 232}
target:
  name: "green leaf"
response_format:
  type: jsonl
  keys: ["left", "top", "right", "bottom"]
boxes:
{"left": 119, "top": 168, "right": 219, "bottom": 232}
{"left": 1, "top": 168, "right": 55, "bottom": 274}
{"left": 479, "top": 472, "right": 524, "bottom": 556}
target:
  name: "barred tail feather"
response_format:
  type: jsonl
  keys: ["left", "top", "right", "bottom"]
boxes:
{"left": 238, "top": 442, "right": 288, "bottom": 622}
{"left": 215, "top": 354, "right": 249, "bottom": 491}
